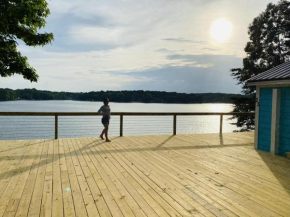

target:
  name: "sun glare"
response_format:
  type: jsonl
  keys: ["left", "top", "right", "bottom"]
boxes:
{"left": 210, "top": 18, "right": 232, "bottom": 42}
{"left": 210, "top": 104, "right": 225, "bottom": 112}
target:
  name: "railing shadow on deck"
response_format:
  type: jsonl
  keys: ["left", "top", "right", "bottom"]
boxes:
{"left": 153, "top": 135, "right": 175, "bottom": 151}
{"left": 0, "top": 138, "right": 108, "bottom": 180}
{"left": 0, "top": 136, "right": 122, "bottom": 180}
{"left": 0, "top": 135, "right": 253, "bottom": 180}
{"left": 0, "top": 140, "right": 53, "bottom": 153}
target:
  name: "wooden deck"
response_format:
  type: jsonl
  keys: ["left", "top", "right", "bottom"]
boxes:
{"left": 0, "top": 132, "right": 289, "bottom": 217}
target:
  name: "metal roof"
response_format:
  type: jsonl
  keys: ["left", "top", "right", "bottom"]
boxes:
{"left": 247, "top": 61, "right": 290, "bottom": 83}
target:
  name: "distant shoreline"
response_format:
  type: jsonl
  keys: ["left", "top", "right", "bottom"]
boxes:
{"left": 0, "top": 99, "right": 234, "bottom": 104}
{"left": 0, "top": 88, "right": 249, "bottom": 104}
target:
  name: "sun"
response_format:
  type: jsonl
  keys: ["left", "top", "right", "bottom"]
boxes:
{"left": 210, "top": 18, "right": 232, "bottom": 42}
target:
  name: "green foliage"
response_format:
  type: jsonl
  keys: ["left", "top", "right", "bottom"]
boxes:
{"left": 0, "top": 0, "right": 53, "bottom": 82}
{"left": 231, "top": 0, "right": 290, "bottom": 131}
{"left": 230, "top": 95, "right": 256, "bottom": 131}
{"left": 13, "top": 88, "right": 76, "bottom": 100}
{"left": 0, "top": 88, "right": 246, "bottom": 104}
{"left": 0, "top": 88, "right": 18, "bottom": 101}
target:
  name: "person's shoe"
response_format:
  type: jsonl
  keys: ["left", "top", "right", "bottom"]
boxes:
{"left": 105, "top": 139, "right": 111, "bottom": 142}
{"left": 100, "top": 135, "right": 104, "bottom": 140}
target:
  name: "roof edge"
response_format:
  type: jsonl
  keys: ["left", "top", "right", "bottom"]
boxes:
{"left": 247, "top": 79, "right": 290, "bottom": 87}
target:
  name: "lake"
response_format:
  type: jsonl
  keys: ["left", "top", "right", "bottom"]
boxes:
{"left": 0, "top": 100, "right": 239, "bottom": 140}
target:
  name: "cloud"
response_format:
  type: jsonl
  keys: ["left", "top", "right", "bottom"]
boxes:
{"left": 1, "top": 0, "right": 281, "bottom": 94}
{"left": 202, "top": 47, "right": 220, "bottom": 52}
{"left": 162, "top": 38, "right": 207, "bottom": 44}
{"left": 70, "top": 26, "right": 126, "bottom": 45}
{"left": 166, "top": 54, "right": 236, "bottom": 64}
{"left": 123, "top": 54, "right": 243, "bottom": 93}
{"left": 155, "top": 48, "right": 185, "bottom": 54}
{"left": 0, "top": 68, "right": 152, "bottom": 92}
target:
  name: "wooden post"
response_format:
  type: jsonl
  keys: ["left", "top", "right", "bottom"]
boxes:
{"left": 219, "top": 115, "right": 223, "bottom": 134}
{"left": 120, "top": 115, "right": 123, "bottom": 137}
{"left": 173, "top": 115, "right": 177, "bottom": 135}
{"left": 271, "top": 89, "right": 280, "bottom": 155}
{"left": 55, "top": 115, "right": 58, "bottom": 139}
{"left": 254, "top": 87, "right": 260, "bottom": 149}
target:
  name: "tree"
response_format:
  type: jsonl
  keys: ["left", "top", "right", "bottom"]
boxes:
{"left": 231, "top": 0, "right": 290, "bottom": 131}
{"left": 0, "top": 0, "right": 53, "bottom": 82}
{"left": 0, "top": 88, "right": 17, "bottom": 100}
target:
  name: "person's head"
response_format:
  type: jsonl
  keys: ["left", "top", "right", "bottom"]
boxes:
{"left": 103, "top": 98, "right": 109, "bottom": 105}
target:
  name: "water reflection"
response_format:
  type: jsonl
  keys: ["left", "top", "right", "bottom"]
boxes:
{"left": 0, "top": 101, "right": 239, "bottom": 140}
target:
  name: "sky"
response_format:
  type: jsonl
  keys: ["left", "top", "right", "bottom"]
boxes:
{"left": 1, "top": 0, "right": 280, "bottom": 94}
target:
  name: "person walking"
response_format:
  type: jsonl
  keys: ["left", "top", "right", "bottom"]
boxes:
{"left": 98, "top": 98, "right": 111, "bottom": 142}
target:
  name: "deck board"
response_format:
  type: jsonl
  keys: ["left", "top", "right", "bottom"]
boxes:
{"left": 0, "top": 132, "right": 290, "bottom": 217}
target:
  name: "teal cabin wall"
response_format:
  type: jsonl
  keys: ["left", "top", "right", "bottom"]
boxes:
{"left": 258, "top": 88, "right": 273, "bottom": 152}
{"left": 278, "top": 87, "right": 290, "bottom": 156}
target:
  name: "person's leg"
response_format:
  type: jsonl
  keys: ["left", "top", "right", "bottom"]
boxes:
{"left": 104, "top": 124, "right": 110, "bottom": 142}
{"left": 100, "top": 126, "right": 105, "bottom": 139}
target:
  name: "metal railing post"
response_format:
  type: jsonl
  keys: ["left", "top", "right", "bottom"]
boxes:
{"left": 173, "top": 115, "right": 177, "bottom": 135}
{"left": 219, "top": 115, "right": 223, "bottom": 134}
{"left": 120, "top": 114, "right": 123, "bottom": 137}
{"left": 55, "top": 115, "right": 58, "bottom": 139}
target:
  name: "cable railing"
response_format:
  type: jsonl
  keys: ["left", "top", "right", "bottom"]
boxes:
{"left": 0, "top": 112, "right": 254, "bottom": 140}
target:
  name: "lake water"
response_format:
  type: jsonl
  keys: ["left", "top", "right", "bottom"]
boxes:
{"left": 0, "top": 100, "right": 239, "bottom": 140}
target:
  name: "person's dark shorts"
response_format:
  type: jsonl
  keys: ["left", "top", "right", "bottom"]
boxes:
{"left": 102, "top": 117, "right": 110, "bottom": 125}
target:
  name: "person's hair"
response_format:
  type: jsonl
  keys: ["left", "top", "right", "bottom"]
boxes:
{"left": 103, "top": 98, "right": 109, "bottom": 104}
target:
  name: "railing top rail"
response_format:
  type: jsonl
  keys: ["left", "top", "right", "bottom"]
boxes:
{"left": 0, "top": 112, "right": 255, "bottom": 116}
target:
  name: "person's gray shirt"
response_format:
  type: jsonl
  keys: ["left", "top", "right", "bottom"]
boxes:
{"left": 98, "top": 105, "right": 111, "bottom": 118}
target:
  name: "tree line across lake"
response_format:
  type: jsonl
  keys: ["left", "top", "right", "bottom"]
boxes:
{"left": 0, "top": 88, "right": 249, "bottom": 104}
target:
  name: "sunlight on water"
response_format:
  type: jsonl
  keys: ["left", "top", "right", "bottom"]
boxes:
{"left": 209, "top": 104, "right": 225, "bottom": 112}
{"left": 0, "top": 100, "right": 239, "bottom": 140}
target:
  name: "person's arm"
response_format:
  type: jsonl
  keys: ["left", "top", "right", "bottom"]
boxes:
{"left": 98, "top": 106, "right": 103, "bottom": 114}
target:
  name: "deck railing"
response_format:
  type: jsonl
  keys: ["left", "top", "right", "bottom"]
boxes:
{"left": 0, "top": 112, "right": 255, "bottom": 139}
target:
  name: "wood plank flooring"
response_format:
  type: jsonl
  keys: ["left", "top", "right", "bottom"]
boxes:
{"left": 0, "top": 132, "right": 289, "bottom": 217}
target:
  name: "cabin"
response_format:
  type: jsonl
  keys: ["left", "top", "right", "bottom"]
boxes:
{"left": 247, "top": 62, "right": 290, "bottom": 158}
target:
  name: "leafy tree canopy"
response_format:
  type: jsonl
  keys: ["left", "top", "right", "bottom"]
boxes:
{"left": 0, "top": 0, "right": 53, "bottom": 82}
{"left": 231, "top": 0, "right": 290, "bottom": 131}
